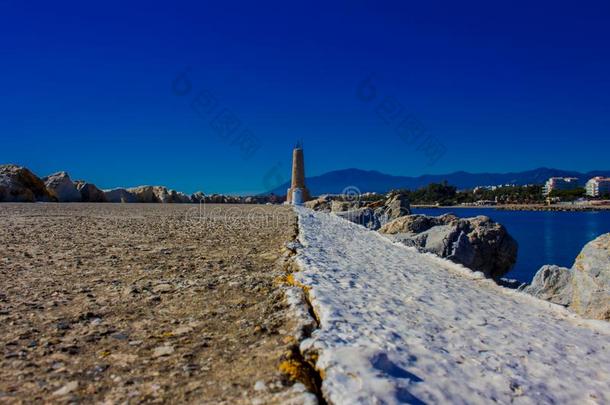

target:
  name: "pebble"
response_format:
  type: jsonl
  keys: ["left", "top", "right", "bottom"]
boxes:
{"left": 254, "top": 380, "right": 267, "bottom": 392}
{"left": 111, "top": 332, "right": 129, "bottom": 340}
{"left": 52, "top": 381, "right": 78, "bottom": 396}
{"left": 153, "top": 284, "right": 172, "bottom": 294}
{"left": 147, "top": 295, "right": 161, "bottom": 303}
{"left": 110, "top": 353, "right": 138, "bottom": 365}
{"left": 153, "top": 345, "right": 174, "bottom": 358}
{"left": 56, "top": 321, "right": 70, "bottom": 331}
{"left": 172, "top": 326, "right": 193, "bottom": 336}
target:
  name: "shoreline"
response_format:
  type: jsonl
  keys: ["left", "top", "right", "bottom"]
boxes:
{"left": 412, "top": 204, "right": 610, "bottom": 212}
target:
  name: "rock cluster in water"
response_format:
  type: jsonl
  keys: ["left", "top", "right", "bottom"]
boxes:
{"left": 0, "top": 164, "right": 278, "bottom": 204}
{"left": 523, "top": 233, "right": 610, "bottom": 320}
{"left": 380, "top": 213, "right": 518, "bottom": 279}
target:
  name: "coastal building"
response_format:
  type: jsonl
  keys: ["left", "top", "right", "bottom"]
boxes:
{"left": 286, "top": 143, "right": 310, "bottom": 205}
{"left": 473, "top": 184, "right": 517, "bottom": 193}
{"left": 585, "top": 176, "right": 610, "bottom": 197}
{"left": 473, "top": 186, "right": 492, "bottom": 193}
{"left": 543, "top": 177, "right": 579, "bottom": 195}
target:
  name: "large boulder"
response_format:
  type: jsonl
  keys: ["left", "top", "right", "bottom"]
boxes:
{"left": 0, "top": 164, "right": 55, "bottom": 202}
{"left": 133, "top": 186, "right": 169, "bottom": 203}
{"left": 335, "top": 208, "right": 383, "bottom": 231}
{"left": 154, "top": 187, "right": 172, "bottom": 203}
{"left": 123, "top": 186, "right": 191, "bottom": 203}
{"left": 190, "top": 191, "right": 205, "bottom": 203}
{"left": 304, "top": 195, "right": 332, "bottom": 212}
{"left": 75, "top": 181, "right": 107, "bottom": 202}
{"left": 305, "top": 192, "right": 411, "bottom": 229}
{"left": 521, "top": 265, "right": 573, "bottom": 306}
{"left": 379, "top": 214, "right": 457, "bottom": 234}
{"left": 382, "top": 192, "right": 411, "bottom": 221}
{"left": 204, "top": 194, "right": 226, "bottom": 204}
{"left": 572, "top": 233, "right": 610, "bottom": 319}
{"left": 103, "top": 188, "right": 137, "bottom": 203}
{"left": 127, "top": 186, "right": 158, "bottom": 202}
{"left": 524, "top": 233, "right": 610, "bottom": 320}
{"left": 128, "top": 185, "right": 171, "bottom": 203}
{"left": 332, "top": 192, "right": 411, "bottom": 227}
{"left": 168, "top": 190, "right": 191, "bottom": 203}
{"left": 331, "top": 200, "right": 365, "bottom": 212}
{"left": 380, "top": 214, "right": 518, "bottom": 279}
{"left": 43, "top": 171, "right": 82, "bottom": 202}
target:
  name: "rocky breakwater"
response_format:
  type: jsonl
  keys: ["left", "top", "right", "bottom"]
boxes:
{"left": 304, "top": 192, "right": 517, "bottom": 279}
{"left": 103, "top": 186, "right": 196, "bottom": 203}
{"left": 102, "top": 188, "right": 138, "bottom": 203}
{"left": 523, "top": 233, "right": 610, "bottom": 320}
{"left": 125, "top": 186, "right": 192, "bottom": 203}
{"left": 379, "top": 214, "right": 518, "bottom": 279}
{"left": 0, "top": 164, "right": 283, "bottom": 204}
{"left": 304, "top": 191, "right": 412, "bottom": 230}
{"left": 0, "top": 164, "right": 56, "bottom": 202}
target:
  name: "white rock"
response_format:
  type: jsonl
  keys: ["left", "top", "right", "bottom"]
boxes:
{"left": 172, "top": 326, "right": 193, "bottom": 336}
{"left": 103, "top": 188, "right": 137, "bottom": 203}
{"left": 253, "top": 380, "right": 267, "bottom": 392}
{"left": 153, "top": 345, "right": 174, "bottom": 358}
{"left": 153, "top": 283, "right": 173, "bottom": 294}
{"left": 52, "top": 381, "right": 78, "bottom": 396}
{"left": 43, "top": 171, "right": 81, "bottom": 202}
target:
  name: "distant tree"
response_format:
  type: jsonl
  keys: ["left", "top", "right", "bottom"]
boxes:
{"left": 407, "top": 181, "right": 456, "bottom": 205}
{"left": 549, "top": 188, "right": 586, "bottom": 202}
{"left": 398, "top": 183, "right": 547, "bottom": 205}
{"left": 454, "top": 184, "right": 544, "bottom": 204}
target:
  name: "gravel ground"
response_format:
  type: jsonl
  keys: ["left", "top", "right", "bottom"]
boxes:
{"left": 0, "top": 203, "right": 303, "bottom": 404}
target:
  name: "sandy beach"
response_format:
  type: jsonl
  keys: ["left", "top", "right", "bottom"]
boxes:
{"left": 0, "top": 203, "right": 302, "bottom": 404}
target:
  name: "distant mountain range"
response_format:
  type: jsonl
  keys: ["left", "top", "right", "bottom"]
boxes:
{"left": 266, "top": 167, "right": 610, "bottom": 196}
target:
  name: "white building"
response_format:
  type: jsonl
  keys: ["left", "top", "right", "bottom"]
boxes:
{"left": 543, "top": 177, "right": 579, "bottom": 195}
{"left": 585, "top": 176, "right": 610, "bottom": 197}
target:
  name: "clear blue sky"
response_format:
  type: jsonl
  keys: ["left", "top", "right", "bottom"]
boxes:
{"left": 1, "top": 1, "right": 609, "bottom": 194}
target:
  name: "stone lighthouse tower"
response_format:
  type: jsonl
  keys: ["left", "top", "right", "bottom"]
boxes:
{"left": 286, "top": 142, "right": 310, "bottom": 205}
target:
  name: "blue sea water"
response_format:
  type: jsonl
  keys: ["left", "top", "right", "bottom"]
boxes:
{"left": 412, "top": 208, "right": 610, "bottom": 283}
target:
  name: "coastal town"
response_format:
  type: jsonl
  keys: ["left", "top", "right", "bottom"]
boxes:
{"left": 457, "top": 175, "right": 610, "bottom": 210}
